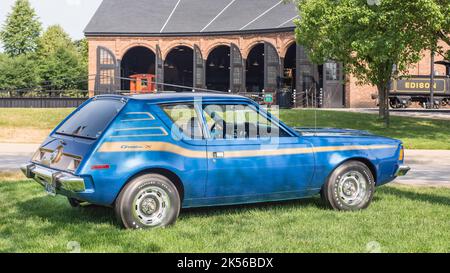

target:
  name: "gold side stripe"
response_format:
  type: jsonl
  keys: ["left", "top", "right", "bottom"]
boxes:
{"left": 98, "top": 142, "right": 206, "bottom": 158}
{"left": 98, "top": 142, "right": 396, "bottom": 159}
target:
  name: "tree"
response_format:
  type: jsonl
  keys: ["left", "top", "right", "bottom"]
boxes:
{"left": 37, "top": 25, "right": 88, "bottom": 90}
{"left": 74, "top": 38, "right": 89, "bottom": 89}
{"left": 74, "top": 38, "right": 88, "bottom": 63}
{"left": 436, "top": 0, "right": 450, "bottom": 59}
{"left": 37, "top": 25, "right": 73, "bottom": 57}
{"left": 0, "top": 0, "right": 42, "bottom": 57}
{"left": 294, "top": 0, "right": 446, "bottom": 126}
{"left": 0, "top": 54, "right": 40, "bottom": 90}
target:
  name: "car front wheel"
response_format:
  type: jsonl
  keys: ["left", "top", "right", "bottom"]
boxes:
{"left": 322, "top": 161, "right": 375, "bottom": 211}
{"left": 115, "top": 174, "right": 181, "bottom": 229}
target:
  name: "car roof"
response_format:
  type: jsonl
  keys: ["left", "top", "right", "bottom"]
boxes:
{"left": 96, "top": 92, "right": 253, "bottom": 104}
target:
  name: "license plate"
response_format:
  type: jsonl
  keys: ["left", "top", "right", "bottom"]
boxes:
{"left": 44, "top": 183, "right": 56, "bottom": 196}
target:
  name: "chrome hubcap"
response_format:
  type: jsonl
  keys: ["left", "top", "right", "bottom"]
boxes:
{"left": 133, "top": 186, "right": 170, "bottom": 226}
{"left": 338, "top": 171, "right": 367, "bottom": 206}
{"left": 140, "top": 197, "right": 158, "bottom": 215}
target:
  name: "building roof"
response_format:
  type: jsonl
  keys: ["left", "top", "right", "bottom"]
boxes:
{"left": 84, "top": 0, "right": 299, "bottom": 36}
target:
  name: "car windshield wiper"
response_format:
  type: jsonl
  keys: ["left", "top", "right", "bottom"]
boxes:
{"left": 55, "top": 132, "right": 97, "bottom": 140}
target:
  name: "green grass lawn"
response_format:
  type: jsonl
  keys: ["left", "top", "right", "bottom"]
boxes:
{"left": 281, "top": 109, "right": 450, "bottom": 150}
{"left": 0, "top": 178, "right": 449, "bottom": 253}
{"left": 0, "top": 108, "right": 449, "bottom": 149}
{"left": 0, "top": 108, "right": 73, "bottom": 143}
{"left": 0, "top": 108, "right": 73, "bottom": 129}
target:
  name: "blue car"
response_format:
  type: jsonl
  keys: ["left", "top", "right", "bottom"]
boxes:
{"left": 21, "top": 93, "right": 410, "bottom": 229}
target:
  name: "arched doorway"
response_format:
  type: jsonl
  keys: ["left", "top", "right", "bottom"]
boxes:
{"left": 164, "top": 46, "right": 194, "bottom": 91}
{"left": 206, "top": 45, "right": 231, "bottom": 92}
{"left": 246, "top": 43, "right": 265, "bottom": 92}
{"left": 283, "top": 43, "right": 296, "bottom": 90}
{"left": 120, "top": 46, "right": 156, "bottom": 90}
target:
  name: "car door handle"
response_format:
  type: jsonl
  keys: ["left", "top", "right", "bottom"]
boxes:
{"left": 213, "top": 152, "right": 225, "bottom": 158}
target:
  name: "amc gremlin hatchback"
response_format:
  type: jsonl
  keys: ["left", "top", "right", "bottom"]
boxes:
{"left": 22, "top": 93, "right": 410, "bottom": 229}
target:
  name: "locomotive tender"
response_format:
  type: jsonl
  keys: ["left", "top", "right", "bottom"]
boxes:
{"left": 389, "top": 61, "right": 450, "bottom": 108}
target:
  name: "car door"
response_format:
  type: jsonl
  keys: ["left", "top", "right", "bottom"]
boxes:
{"left": 201, "top": 101, "right": 315, "bottom": 201}
{"left": 156, "top": 103, "right": 208, "bottom": 199}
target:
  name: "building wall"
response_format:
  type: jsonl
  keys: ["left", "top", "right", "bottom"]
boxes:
{"left": 88, "top": 33, "right": 449, "bottom": 108}
{"left": 347, "top": 41, "right": 450, "bottom": 108}
{"left": 87, "top": 31, "right": 296, "bottom": 96}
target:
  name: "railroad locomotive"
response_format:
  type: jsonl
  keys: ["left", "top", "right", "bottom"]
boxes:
{"left": 389, "top": 61, "right": 450, "bottom": 108}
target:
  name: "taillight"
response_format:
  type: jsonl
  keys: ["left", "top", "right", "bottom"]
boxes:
{"left": 399, "top": 146, "right": 404, "bottom": 161}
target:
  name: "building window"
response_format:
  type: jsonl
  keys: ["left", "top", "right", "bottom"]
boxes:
{"left": 325, "top": 62, "right": 339, "bottom": 81}
{"left": 100, "top": 49, "right": 114, "bottom": 65}
{"left": 100, "top": 69, "right": 114, "bottom": 85}
{"left": 141, "top": 79, "right": 148, "bottom": 88}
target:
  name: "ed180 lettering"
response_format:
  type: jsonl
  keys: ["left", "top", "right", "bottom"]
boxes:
{"left": 177, "top": 257, "right": 274, "bottom": 271}
{"left": 393, "top": 78, "right": 446, "bottom": 92}
{"left": 404, "top": 82, "right": 438, "bottom": 89}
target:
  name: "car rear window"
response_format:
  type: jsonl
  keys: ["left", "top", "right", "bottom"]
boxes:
{"left": 56, "top": 99, "right": 124, "bottom": 139}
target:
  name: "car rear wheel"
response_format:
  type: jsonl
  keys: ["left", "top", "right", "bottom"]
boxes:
{"left": 115, "top": 174, "right": 181, "bottom": 229}
{"left": 322, "top": 161, "right": 375, "bottom": 211}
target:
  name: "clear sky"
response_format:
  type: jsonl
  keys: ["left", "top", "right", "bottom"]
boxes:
{"left": 0, "top": 0, "right": 103, "bottom": 48}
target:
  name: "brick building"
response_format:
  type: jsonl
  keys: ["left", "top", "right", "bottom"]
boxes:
{"left": 85, "top": 0, "right": 449, "bottom": 108}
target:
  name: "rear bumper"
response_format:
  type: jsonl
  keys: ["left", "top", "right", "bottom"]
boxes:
{"left": 395, "top": 165, "right": 411, "bottom": 177}
{"left": 20, "top": 163, "right": 85, "bottom": 192}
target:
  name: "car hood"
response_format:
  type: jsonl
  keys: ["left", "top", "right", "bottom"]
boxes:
{"left": 294, "top": 127, "right": 375, "bottom": 137}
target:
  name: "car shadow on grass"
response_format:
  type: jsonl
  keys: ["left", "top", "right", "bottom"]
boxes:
{"left": 380, "top": 186, "right": 450, "bottom": 206}
{"left": 15, "top": 186, "right": 449, "bottom": 231}
{"left": 180, "top": 195, "right": 326, "bottom": 218}
{"left": 16, "top": 195, "right": 119, "bottom": 227}
{"left": 16, "top": 194, "right": 327, "bottom": 227}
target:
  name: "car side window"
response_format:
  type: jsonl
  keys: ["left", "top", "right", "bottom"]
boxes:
{"left": 202, "top": 104, "right": 290, "bottom": 139}
{"left": 161, "top": 104, "right": 203, "bottom": 140}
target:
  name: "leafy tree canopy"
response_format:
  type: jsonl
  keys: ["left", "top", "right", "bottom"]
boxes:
{"left": 0, "top": 0, "right": 42, "bottom": 57}
{"left": 295, "top": 0, "right": 445, "bottom": 86}
{"left": 37, "top": 25, "right": 75, "bottom": 57}
{"left": 37, "top": 26, "right": 87, "bottom": 90}
{"left": 38, "top": 47, "right": 86, "bottom": 90}
{"left": 294, "top": 0, "right": 448, "bottom": 125}
{"left": 74, "top": 38, "right": 88, "bottom": 61}
{"left": 0, "top": 54, "right": 40, "bottom": 90}
{"left": 437, "top": 0, "right": 450, "bottom": 58}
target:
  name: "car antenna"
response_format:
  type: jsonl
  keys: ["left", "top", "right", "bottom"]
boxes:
{"left": 314, "top": 107, "right": 318, "bottom": 135}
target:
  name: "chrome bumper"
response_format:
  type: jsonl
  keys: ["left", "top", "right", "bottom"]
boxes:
{"left": 395, "top": 165, "right": 411, "bottom": 177}
{"left": 20, "top": 163, "right": 85, "bottom": 192}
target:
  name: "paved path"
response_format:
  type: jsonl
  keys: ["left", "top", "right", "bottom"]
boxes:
{"left": 327, "top": 108, "right": 450, "bottom": 121}
{"left": 395, "top": 150, "right": 450, "bottom": 187}
{"left": 0, "top": 143, "right": 449, "bottom": 187}
{"left": 0, "top": 143, "right": 39, "bottom": 171}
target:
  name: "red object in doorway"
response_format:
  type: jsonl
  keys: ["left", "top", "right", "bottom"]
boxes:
{"left": 129, "top": 74, "right": 156, "bottom": 94}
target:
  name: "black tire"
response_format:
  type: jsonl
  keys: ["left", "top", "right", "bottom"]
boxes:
{"left": 322, "top": 161, "right": 375, "bottom": 211}
{"left": 115, "top": 174, "right": 181, "bottom": 229}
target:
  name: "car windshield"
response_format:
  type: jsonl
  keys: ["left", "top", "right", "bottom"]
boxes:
{"left": 56, "top": 99, "right": 124, "bottom": 139}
